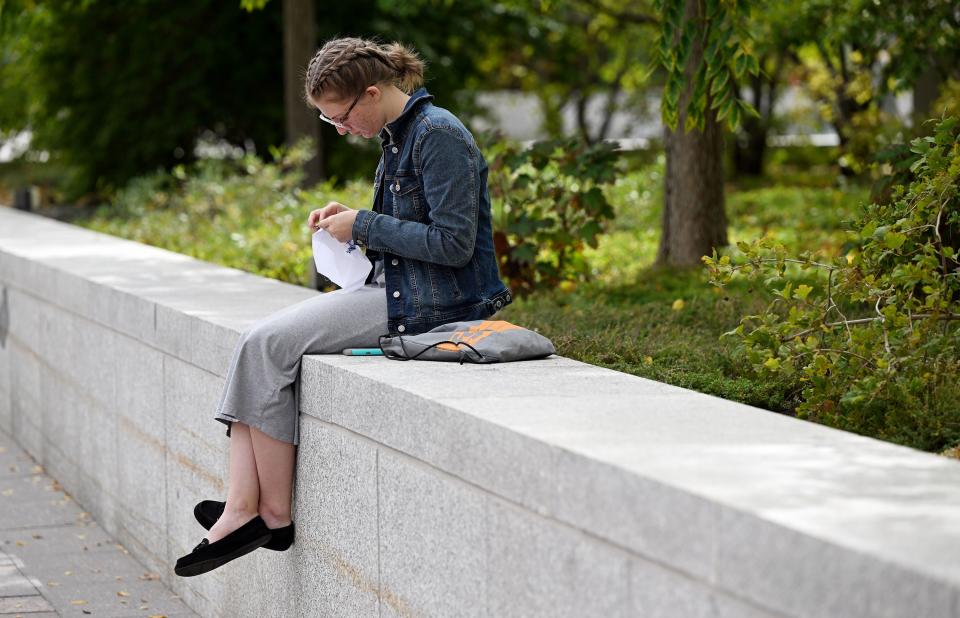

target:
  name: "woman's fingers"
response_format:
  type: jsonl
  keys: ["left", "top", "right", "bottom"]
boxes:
{"left": 307, "top": 202, "right": 347, "bottom": 229}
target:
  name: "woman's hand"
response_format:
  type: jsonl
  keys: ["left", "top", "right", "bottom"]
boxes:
{"left": 307, "top": 202, "right": 348, "bottom": 230}
{"left": 314, "top": 208, "right": 360, "bottom": 243}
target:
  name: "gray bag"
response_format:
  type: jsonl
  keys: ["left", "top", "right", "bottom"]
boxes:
{"left": 378, "top": 320, "right": 555, "bottom": 364}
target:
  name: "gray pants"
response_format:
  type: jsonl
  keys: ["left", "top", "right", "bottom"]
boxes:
{"left": 214, "top": 270, "right": 387, "bottom": 445}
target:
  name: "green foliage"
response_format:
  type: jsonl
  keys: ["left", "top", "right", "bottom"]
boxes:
{"left": 3, "top": 0, "right": 537, "bottom": 199}
{"left": 654, "top": 0, "right": 760, "bottom": 132}
{"left": 486, "top": 137, "right": 620, "bottom": 295}
{"left": 80, "top": 139, "right": 371, "bottom": 287}
{"left": 705, "top": 116, "right": 960, "bottom": 451}
{"left": 80, "top": 134, "right": 623, "bottom": 297}
{"left": 762, "top": 1, "right": 960, "bottom": 175}
{"left": 1, "top": 0, "right": 284, "bottom": 199}
{"left": 477, "top": 0, "right": 656, "bottom": 142}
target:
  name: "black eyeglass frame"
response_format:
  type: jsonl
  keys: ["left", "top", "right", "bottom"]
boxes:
{"left": 318, "top": 87, "right": 369, "bottom": 127}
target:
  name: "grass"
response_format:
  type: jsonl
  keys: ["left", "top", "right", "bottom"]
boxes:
{"left": 498, "top": 271, "right": 805, "bottom": 414}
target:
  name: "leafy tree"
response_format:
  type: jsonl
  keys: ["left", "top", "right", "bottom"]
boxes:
{"left": 469, "top": 0, "right": 759, "bottom": 269}
{"left": 727, "top": 2, "right": 798, "bottom": 176}
{"left": 1, "top": 0, "right": 285, "bottom": 198}
{"left": 475, "top": 0, "right": 656, "bottom": 143}
{"left": 653, "top": 0, "right": 759, "bottom": 267}
{"left": 778, "top": 0, "right": 960, "bottom": 174}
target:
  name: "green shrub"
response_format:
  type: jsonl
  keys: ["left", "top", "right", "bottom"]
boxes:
{"left": 705, "top": 116, "right": 960, "bottom": 452}
{"left": 486, "top": 138, "right": 620, "bottom": 295}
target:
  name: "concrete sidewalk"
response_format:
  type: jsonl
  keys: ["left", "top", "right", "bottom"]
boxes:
{"left": 0, "top": 429, "right": 198, "bottom": 618}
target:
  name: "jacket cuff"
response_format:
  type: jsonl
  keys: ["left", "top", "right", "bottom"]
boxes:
{"left": 353, "top": 209, "right": 377, "bottom": 247}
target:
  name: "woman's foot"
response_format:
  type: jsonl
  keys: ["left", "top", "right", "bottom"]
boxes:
{"left": 174, "top": 515, "right": 271, "bottom": 577}
{"left": 194, "top": 500, "right": 295, "bottom": 551}
{"left": 206, "top": 507, "right": 260, "bottom": 544}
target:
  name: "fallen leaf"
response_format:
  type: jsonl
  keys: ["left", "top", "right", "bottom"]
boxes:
{"left": 70, "top": 599, "right": 87, "bottom": 605}
{"left": 64, "top": 571, "right": 73, "bottom": 576}
{"left": 31, "top": 534, "right": 42, "bottom": 539}
{"left": 117, "top": 591, "right": 130, "bottom": 597}
{"left": 31, "top": 465, "right": 43, "bottom": 473}
{"left": 14, "top": 540, "right": 24, "bottom": 547}
{"left": 47, "top": 581, "right": 60, "bottom": 587}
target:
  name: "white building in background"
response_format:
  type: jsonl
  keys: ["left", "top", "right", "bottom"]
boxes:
{"left": 470, "top": 87, "right": 916, "bottom": 149}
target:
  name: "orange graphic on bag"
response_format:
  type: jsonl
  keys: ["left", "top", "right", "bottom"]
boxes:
{"left": 436, "top": 321, "right": 522, "bottom": 352}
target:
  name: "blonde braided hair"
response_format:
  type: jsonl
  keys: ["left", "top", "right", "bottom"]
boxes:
{"left": 304, "top": 37, "right": 425, "bottom": 104}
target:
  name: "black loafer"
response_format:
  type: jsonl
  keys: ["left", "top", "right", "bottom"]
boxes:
{"left": 174, "top": 515, "right": 271, "bottom": 577}
{"left": 194, "top": 500, "right": 295, "bottom": 552}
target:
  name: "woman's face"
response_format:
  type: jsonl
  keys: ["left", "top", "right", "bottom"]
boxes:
{"left": 313, "top": 87, "right": 383, "bottom": 139}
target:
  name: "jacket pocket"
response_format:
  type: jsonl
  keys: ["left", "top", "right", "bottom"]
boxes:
{"left": 429, "top": 263, "right": 463, "bottom": 302}
{"left": 388, "top": 173, "right": 426, "bottom": 222}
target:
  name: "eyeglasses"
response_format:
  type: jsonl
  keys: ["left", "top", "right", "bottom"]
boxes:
{"left": 318, "top": 88, "right": 367, "bottom": 127}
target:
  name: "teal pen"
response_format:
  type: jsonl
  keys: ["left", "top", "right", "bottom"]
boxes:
{"left": 341, "top": 348, "right": 384, "bottom": 356}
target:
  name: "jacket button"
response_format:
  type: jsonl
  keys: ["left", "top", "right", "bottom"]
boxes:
{"left": 392, "top": 290, "right": 400, "bottom": 298}
{"left": 392, "top": 146, "right": 399, "bottom": 154}
{"left": 391, "top": 258, "right": 399, "bottom": 266}
{"left": 398, "top": 325, "right": 406, "bottom": 333}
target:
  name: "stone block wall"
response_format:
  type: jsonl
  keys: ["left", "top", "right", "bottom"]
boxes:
{"left": 1, "top": 208, "right": 958, "bottom": 617}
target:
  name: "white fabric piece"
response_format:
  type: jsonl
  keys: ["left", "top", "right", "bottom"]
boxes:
{"left": 312, "top": 229, "right": 372, "bottom": 292}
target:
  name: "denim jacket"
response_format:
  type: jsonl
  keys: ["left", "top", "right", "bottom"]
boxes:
{"left": 351, "top": 88, "right": 512, "bottom": 335}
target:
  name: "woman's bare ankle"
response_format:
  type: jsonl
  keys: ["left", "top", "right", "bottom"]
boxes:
{"left": 258, "top": 505, "right": 292, "bottom": 529}
{"left": 206, "top": 507, "right": 258, "bottom": 543}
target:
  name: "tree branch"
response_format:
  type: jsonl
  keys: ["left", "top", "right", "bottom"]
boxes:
{"left": 783, "top": 313, "right": 960, "bottom": 341}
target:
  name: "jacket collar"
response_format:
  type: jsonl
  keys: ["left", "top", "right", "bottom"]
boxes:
{"left": 379, "top": 87, "right": 434, "bottom": 146}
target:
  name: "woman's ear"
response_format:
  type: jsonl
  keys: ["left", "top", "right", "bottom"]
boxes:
{"left": 367, "top": 85, "right": 382, "bottom": 102}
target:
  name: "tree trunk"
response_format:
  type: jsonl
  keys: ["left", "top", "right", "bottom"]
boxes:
{"left": 733, "top": 62, "right": 778, "bottom": 177}
{"left": 656, "top": 0, "right": 727, "bottom": 268}
{"left": 283, "top": 0, "right": 323, "bottom": 184}
{"left": 912, "top": 64, "right": 942, "bottom": 124}
{"left": 733, "top": 113, "right": 766, "bottom": 176}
